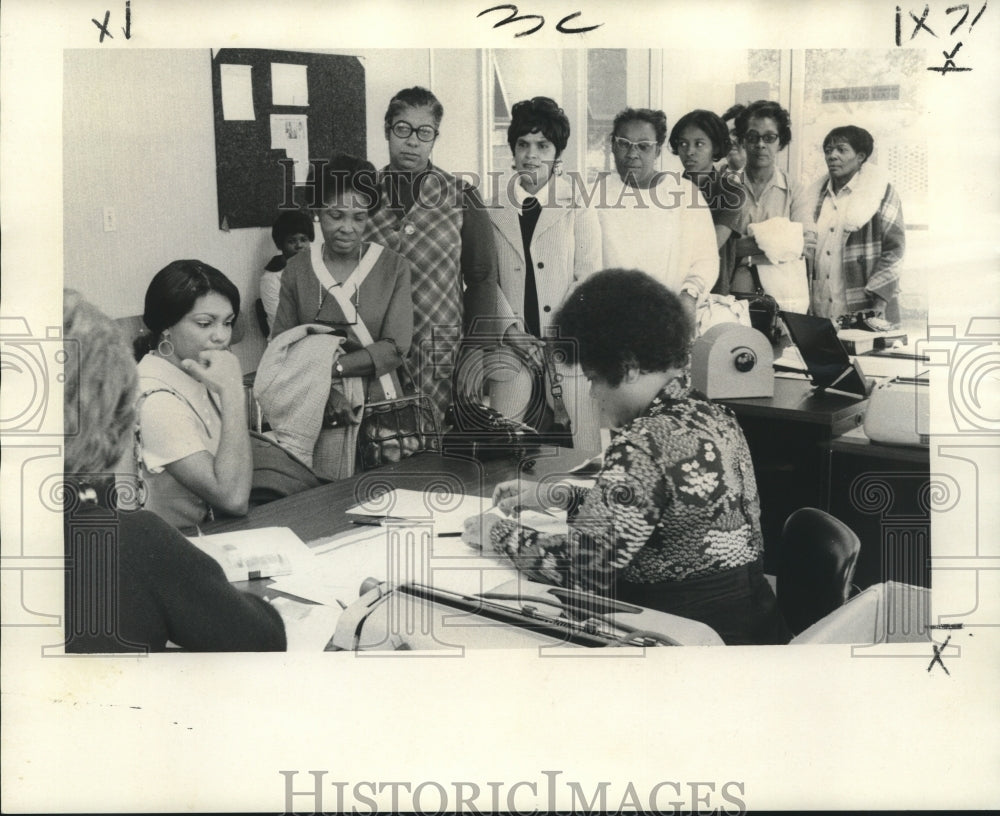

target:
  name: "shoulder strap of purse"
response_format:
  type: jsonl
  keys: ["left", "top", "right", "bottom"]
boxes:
{"left": 747, "top": 263, "right": 766, "bottom": 296}
{"left": 310, "top": 239, "right": 396, "bottom": 400}
{"left": 541, "top": 343, "right": 571, "bottom": 429}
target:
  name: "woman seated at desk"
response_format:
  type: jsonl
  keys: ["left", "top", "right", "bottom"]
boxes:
{"left": 463, "top": 269, "right": 791, "bottom": 645}
{"left": 64, "top": 290, "right": 285, "bottom": 652}
{"left": 134, "top": 260, "right": 252, "bottom": 531}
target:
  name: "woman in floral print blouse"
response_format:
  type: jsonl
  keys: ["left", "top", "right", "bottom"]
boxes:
{"left": 463, "top": 268, "right": 790, "bottom": 645}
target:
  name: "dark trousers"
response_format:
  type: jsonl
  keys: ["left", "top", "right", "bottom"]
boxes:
{"left": 617, "top": 559, "right": 792, "bottom": 646}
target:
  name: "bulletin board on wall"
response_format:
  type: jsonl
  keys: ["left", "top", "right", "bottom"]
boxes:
{"left": 210, "top": 49, "right": 366, "bottom": 230}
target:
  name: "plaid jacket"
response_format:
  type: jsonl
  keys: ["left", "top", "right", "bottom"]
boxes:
{"left": 366, "top": 164, "right": 498, "bottom": 420}
{"left": 810, "top": 170, "right": 906, "bottom": 323}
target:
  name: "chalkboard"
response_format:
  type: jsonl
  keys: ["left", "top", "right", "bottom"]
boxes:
{"left": 210, "top": 49, "right": 366, "bottom": 230}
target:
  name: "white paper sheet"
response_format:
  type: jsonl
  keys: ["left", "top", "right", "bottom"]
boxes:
{"left": 269, "top": 113, "right": 309, "bottom": 183}
{"left": 854, "top": 353, "right": 930, "bottom": 380}
{"left": 346, "top": 488, "right": 491, "bottom": 535}
{"left": 220, "top": 64, "right": 254, "bottom": 120}
{"left": 186, "top": 527, "right": 313, "bottom": 583}
{"left": 270, "top": 62, "right": 308, "bottom": 106}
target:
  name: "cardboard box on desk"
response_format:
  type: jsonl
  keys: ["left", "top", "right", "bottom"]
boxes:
{"left": 691, "top": 323, "right": 775, "bottom": 399}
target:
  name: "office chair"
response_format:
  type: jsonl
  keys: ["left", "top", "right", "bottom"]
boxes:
{"left": 777, "top": 507, "right": 861, "bottom": 634}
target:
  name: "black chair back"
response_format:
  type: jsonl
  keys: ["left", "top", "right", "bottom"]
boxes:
{"left": 778, "top": 507, "right": 861, "bottom": 634}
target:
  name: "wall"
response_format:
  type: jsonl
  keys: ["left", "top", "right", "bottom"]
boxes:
{"left": 62, "top": 48, "right": 480, "bottom": 370}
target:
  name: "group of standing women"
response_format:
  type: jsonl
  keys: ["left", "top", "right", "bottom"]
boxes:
{"left": 69, "top": 85, "right": 905, "bottom": 650}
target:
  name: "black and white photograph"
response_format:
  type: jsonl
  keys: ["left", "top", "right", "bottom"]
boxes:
{"left": 1, "top": 0, "right": 998, "bottom": 812}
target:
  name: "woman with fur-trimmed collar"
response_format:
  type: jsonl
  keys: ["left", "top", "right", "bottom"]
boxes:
{"left": 807, "top": 125, "right": 906, "bottom": 325}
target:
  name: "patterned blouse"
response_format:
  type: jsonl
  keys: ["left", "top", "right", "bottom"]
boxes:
{"left": 489, "top": 372, "right": 763, "bottom": 595}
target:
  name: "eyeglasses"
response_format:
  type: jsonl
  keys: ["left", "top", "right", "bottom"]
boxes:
{"left": 611, "top": 136, "right": 658, "bottom": 155}
{"left": 390, "top": 121, "right": 438, "bottom": 142}
{"left": 743, "top": 131, "right": 780, "bottom": 145}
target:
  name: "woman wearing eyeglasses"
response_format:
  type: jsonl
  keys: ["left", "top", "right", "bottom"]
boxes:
{"left": 485, "top": 96, "right": 603, "bottom": 452}
{"left": 266, "top": 153, "right": 414, "bottom": 477}
{"left": 364, "top": 86, "right": 501, "bottom": 425}
{"left": 597, "top": 107, "right": 718, "bottom": 326}
{"left": 722, "top": 100, "right": 817, "bottom": 295}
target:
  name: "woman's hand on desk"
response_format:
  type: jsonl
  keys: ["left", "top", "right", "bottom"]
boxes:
{"left": 491, "top": 478, "right": 568, "bottom": 515}
{"left": 462, "top": 512, "right": 503, "bottom": 551}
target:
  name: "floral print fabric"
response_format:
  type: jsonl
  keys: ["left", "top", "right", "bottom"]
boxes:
{"left": 490, "top": 373, "right": 763, "bottom": 595}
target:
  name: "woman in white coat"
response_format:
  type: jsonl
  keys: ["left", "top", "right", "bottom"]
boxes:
{"left": 486, "top": 96, "right": 603, "bottom": 453}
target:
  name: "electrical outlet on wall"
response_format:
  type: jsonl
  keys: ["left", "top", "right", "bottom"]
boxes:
{"left": 102, "top": 206, "right": 116, "bottom": 232}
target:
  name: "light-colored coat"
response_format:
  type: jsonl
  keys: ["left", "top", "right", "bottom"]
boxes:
{"left": 487, "top": 175, "right": 604, "bottom": 453}
{"left": 489, "top": 176, "right": 603, "bottom": 332}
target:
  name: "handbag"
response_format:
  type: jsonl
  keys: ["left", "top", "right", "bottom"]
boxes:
{"left": 355, "top": 360, "right": 441, "bottom": 471}
{"left": 443, "top": 396, "right": 542, "bottom": 461}
{"left": 309, "top": 240, "right": 440, "bottom": 471}
{"left": 731, "top": 262, "right": 781, "bottom": 344}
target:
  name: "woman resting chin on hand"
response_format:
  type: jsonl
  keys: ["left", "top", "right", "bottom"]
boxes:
{"left": 133, "top": 260, "right": 252, "bottom": 532}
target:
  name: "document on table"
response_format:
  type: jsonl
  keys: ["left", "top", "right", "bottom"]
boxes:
{"left": 267, "top": 523, "right": 519, "bottom": 605}
{"left": 187, "top": 527, "right": 314, "bottom": 583}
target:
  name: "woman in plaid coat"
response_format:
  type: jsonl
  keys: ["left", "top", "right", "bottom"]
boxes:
{"left": 807, "top": 125, "right": 906, "bottom": 324}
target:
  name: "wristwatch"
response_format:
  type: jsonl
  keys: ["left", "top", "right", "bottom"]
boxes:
{"left": 334, "top": 360, "right": 345, "bottom": 377}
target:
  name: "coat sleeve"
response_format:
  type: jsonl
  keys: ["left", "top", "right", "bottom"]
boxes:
{"left": 270, "top": 253, "right": 309, "bottom": 340}
{"left": 679, "top": 177, "right": 721, "bottom": 298}
{"left": 459, "top": 183, "right": 503, "bottom": 338}
{"left": 572, "top": 201, "right": 603, "bottom": 286}
{"left": 864, "top": 183, "right": 906, "bottom": 303}
{"left": 489, "top": 434, "right": 663, "bottom": 596}
{"left": 140, "top": 513, "right": 286, "bottom": 651}
{"left": 367, "top": 254, "right": 414, "bottom": 376}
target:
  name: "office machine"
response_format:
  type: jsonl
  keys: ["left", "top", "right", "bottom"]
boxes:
{"left": 781, "top": 311, "right": 872, "bottom": 398}
{"left": 328, "top": 578, "right": 724, "bottom": 651}
{"left": 691, "top": 323, "right": 774, "bottom": 399}
{"left": 863, "top": 376, "right": 930, "bottom": 447}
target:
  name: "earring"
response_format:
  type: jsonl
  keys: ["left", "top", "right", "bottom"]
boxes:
{"left": 157, "top": 336, "right": 174, "bottom": 357}
{"left": 554, "top": 159, "right": 564, "bottom": 177}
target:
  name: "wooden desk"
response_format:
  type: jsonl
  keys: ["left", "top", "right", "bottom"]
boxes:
{"left": 204, "top": 447, "right": 593, "bottom": 620}
{"left": 717, "top": 377, "right": 868, "bottom": 573}
{"left": 205, "top": 446, "right": 591, "bottom": 541}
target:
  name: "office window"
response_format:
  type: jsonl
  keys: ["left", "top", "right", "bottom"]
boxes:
{"left": 586, "top": 49, "right": 627, "bottom": 182}
{"left": 489, "top": 49, "right": 567, "bottom": 180}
